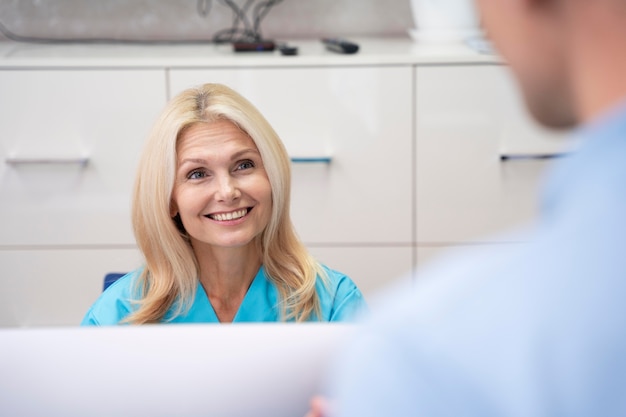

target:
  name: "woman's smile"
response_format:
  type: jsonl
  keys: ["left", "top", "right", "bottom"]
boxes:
{"left": 206, "top": 207, "right": 252, "bottom": 222}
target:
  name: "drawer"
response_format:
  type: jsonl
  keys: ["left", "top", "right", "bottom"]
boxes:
{"left": 307, "top": 245, "right": 414, "bottom": 298}
{"left": 415, "top": 65, "right": 571, "bottom": 244}
{"left": 0, "top": 247, "right": 142, "bottom": 327}
{"left": 0, "top": 69, "right": 166, "bottom": 246}
{"left": 169, "top": 66, "right": 413, "bottom": 244}
{"left": 415, "top": 242, "right": 527, "bottom": 280}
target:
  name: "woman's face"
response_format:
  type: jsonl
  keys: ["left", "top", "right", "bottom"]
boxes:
{"left": 171, "top": 119, "right": 272, "bottom": 251}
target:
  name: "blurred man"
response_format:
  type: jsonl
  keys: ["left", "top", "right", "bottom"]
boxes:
{"left": 321, "top": 0, "right": 626, "bottom": 415}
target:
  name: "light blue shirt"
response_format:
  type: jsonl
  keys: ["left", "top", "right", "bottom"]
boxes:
{"left": 328, "top": 102, "right": 626, "bottom": 417}
{"left": 82, "top": 265, "right": 366, "bottom": 325}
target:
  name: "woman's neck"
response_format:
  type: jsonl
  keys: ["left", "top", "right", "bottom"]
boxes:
{"left": 192, "top": 242, "right": 262, "bottom": 322}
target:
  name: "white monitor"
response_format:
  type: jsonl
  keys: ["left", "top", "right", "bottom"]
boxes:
{"left": 0, "top": 323, "right": 354, "bottom": 417}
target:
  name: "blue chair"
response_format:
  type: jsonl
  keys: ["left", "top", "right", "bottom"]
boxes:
{"left": 103, "top": 272, "right": 126, "bottom": 291}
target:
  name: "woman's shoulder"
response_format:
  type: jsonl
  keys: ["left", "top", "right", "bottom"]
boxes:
{"left": 318, "top": 265, "right": 356, "bottom": 290}
{"left": 80, "top": 269, "right": 142, "bottom": 326}
{"left": 315, "top": 264, "right": 368, "bottom": 322}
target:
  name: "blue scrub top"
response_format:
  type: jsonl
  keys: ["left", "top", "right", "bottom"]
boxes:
{"left": 81, "top": 265, "right": 367, "bottom": 325}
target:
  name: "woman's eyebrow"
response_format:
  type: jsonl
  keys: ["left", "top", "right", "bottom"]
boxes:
{"left": 178, "top": 148, "right": 259, "bottom": 167}
{"left": 178, "top": 157, "right": 207, "bottom": 167}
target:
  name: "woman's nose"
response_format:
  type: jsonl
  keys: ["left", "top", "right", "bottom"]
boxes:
{"left": 215, "top": 174, "right": 241, "bottom": 202}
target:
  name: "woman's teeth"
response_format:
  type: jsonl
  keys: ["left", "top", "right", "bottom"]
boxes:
{"left": 209, "top": 209, "right": 248, "bottom": 221}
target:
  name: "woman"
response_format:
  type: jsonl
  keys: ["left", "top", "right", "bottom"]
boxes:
{"left": 82, "top": 83, "right": 366, "bottom": 325}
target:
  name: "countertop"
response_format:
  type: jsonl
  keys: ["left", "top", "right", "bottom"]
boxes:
{"left": 0, "top": 37, "right": 501, "bottom": 68}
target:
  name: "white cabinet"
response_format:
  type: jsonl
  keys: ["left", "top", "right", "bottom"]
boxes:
{"left": 415, "top": 242, "right": 526, "bottom": 281}
{"left": 0, "top": 248, "right": 142, "bottom": 327}
{"left": 0, "top": 41, "right": 573, "bottom": 325}
{"left": 308, "top": 246, "right": 413, "bottom": 297}
{"left": 0, "top": 69, "right": 166, "bottom": 246}
{"left": 168, "top": 67, "right": 414, "bottom": 245}
{"left": 0, "top": 69, "right": 165, "bottom": 326}
{"left": 415, "top": 65, "right": 572, "bottom": 244}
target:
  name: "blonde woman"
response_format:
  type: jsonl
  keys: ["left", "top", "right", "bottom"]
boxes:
{"left": 82, "top": 83, "right": 366, "bottom": 325}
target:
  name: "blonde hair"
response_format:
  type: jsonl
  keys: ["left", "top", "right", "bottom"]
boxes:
{"left": 126, "top": 83, "right": 326, "bottom": 324}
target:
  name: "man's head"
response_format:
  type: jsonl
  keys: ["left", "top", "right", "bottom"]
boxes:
{"left": 476, "top": 0, "right": 578, "bottom": 129}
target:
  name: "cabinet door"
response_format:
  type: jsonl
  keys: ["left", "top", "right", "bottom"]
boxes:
{"left": 0, "top": 247, "right": 142, "bottom": 327}
{"left": 169, "top": 67, "right": 413, "bottom": 245}
{"left": 415, "top": 243, "right": 526, "bottom": 280}
{"left": 308, "top": 246, "right": 414, "bottom": 298}
{"left": 0, "top": 70, "right": 166, "bottom": 246}
{"left": 415, "top": 65, "right": 573, "bottom": 244}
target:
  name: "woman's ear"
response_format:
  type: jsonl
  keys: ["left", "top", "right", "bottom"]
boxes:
{"left": 169, "top": 202, "right": 178, "bottom": 218}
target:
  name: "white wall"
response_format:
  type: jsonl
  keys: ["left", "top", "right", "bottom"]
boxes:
{"left": 0, "top": 0, "right": 413, "bottom": 41}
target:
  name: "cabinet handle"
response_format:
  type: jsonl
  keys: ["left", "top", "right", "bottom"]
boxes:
{"left": 499, "top": 152, "right": 569, "bottom": 161}
{"left": 5, "top": 156, "right": 90, "bottom": 166}
{"left": 290, "top": 157, "right": 332, "bottom": 164}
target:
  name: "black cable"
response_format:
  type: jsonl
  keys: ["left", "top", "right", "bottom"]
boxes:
{"left": 212, "top": 0, "right": 258, "bottom": 43}
{"left": 252, "top": 0, "right": 283, "bottom": 40}
{"left": 254, "top": 0, "right": 281, "bottom": 27}
{"left": 213, "top": 0, "right": 283, "bottom": 43}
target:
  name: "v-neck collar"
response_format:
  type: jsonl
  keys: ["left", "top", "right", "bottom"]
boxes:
{"left": 168, "top": 265, "right": 279, "bottom": 323}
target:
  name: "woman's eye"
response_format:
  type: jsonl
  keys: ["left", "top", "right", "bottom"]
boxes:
{"left": 187, "top": 169, "right": 207, "bottom": 180}
{"left": 236, "top": 160, "right": 255, "bottom": 171}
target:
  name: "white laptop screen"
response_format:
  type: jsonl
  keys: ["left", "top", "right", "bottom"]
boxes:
{"left": 0, "top": 323, "right": 354, "bottom": 417}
